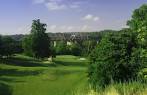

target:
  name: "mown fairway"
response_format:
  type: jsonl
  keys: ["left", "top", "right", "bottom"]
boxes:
{"left": 0, "top": 55, "right": 88, "bottom": 95}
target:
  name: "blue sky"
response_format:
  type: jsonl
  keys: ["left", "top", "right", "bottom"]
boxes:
{"left": 0, "top": 0, "right": 146, "bottom": 35}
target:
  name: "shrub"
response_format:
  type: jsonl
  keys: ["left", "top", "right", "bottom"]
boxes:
{"left": 0, "top": 36, "right": 23, "bottom": 57}
{"left": 88, "top": 30, "right": 141, "bottom": 88}
{"left": 55, "top": 41, "right": 69, "bottom": 55}
{"left": 69, "top": 42, "right": 81, "bottom": 56}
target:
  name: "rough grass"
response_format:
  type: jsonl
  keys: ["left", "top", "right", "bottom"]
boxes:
{"left": 74, "top": 82, "right": 147, "bottom": 95}
{"left": 0, "top": 55, "right": 88, "bottom": 95}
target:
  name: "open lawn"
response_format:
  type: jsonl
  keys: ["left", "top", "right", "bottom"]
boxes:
{"left": 0, "top": 55, "right": 89, "bottom": 95}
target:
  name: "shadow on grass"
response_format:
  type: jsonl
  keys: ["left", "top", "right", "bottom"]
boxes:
{"left": 54, "top": 60, "right": 88, "bottom": 67}
{"left": 0, "top": 82, "right": 12, "bottom": 95}
{"left": 0, "top": 77, "right": 25, "bottom": 83}
{"left": 0, "top": 57, "right": 56, "bottom": 67}
{"left": 0, "top": 68, "right": 42, "bottom": 77}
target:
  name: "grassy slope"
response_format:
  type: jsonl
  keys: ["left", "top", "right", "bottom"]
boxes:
{"left": 0, "top": 55, "right": 88, "bottom": 95}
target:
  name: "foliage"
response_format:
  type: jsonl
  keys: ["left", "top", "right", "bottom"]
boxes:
{"left": 22, "top": 35, "right": 33, "bottom": 56}
{"left": 22, "top": 19, "right": 51, "bottom": 58}
{"left": 0, "top": 36, "right": 22, "bottom": 57}
{"left": 69, "top": 42, "right": 82, "bottom": 56}
{"left": 50, "top": 44, "right": 56, "bottom": 58}
{"left": 81, "top": 40, "right": 97, "bottom": 56}
{"left": 127, "top": 4, "right": 147, "bottom": 44}
{"left": 88, "top": 30, "right": 141, "bottom": 88}
{"left": 55, "top": 41, "right": 69, "bottom": 55}
{"left": 54, "top": 41, "right": 82, "bottom": 56}
{"left": 127, "top": 4, "right": 147, "bottom": 64}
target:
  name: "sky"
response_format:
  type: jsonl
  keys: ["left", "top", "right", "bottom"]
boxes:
{"left": 0, "top": 0, "right": 146, "bottom": 35}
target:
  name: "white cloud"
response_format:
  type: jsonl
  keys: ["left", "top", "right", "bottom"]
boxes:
{"left": 82, "top": 14, "right": 100, "bottom": 22}
{"left": 49, "top": 25, "right": 57, "bottom": 30}
{"left": 33, "top": 0, "right": 82, "bottom": 11}
{"left": 81, "top": 25, "right": 89, "bottom": 31}
{"left": 67, "top": 26, "right": 74, "bottom": 30}
{"left": 60, "top": 25, "right": 67, "bottom": 29}
{"left": 83, "top": 14, "right": 93, "bottom": 20}
{"left": 93, "top": 17, "right": 99, "bottom": 21}
{"left": 45, "top": 2, "right": 66, "bottom": 10}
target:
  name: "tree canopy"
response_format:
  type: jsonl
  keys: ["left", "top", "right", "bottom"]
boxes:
{"left": 22, "top": 19, "right": 51, "bottom": 59}
{"left": 127, "top": 4, "right": 147, "bottom": 63}
{"left": 0, "top": 36, "right": 22, "bottom": 57}
{"left": 88, "top": 30, "right": 140, "bottom": 88}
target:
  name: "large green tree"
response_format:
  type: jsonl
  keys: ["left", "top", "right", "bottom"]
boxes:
{"left": 127, "top": 4, "right": 147, "bottom": 63}
{"left": 89, "top": 30, "right": 140, "bottom": 88}
{"left": 22, "top": 19, "right": 51, "bottom": 58}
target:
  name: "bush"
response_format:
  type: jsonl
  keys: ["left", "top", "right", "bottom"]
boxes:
{"left": 55, "top": 41, "right": 69, "bottom": 55}
{"left": 0, "top": 36, "right": 23, "bottom": 57}
{"left": 88, "top": 30, "right": 141, "bottom": 88}
{"left": 69, "top": 42, "right": 81, "bottom": 56}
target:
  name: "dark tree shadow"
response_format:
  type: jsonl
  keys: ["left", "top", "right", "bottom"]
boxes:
{"left": 0, "top": 82, "right": 12, "bottom": 95}
{"left": 54, "top": 60, "right": 88, "bottom": 67}
{"left": 0, "top": 68, "right": 42, "bottom": 77}
{"left": 0, "top": 77, "right": 25, "bottom": 83}
{"left": 0, "top": 57, "right": 56, "bottom": 67}
{"left": 0, "top": 68, "right": 46, "bottom": 95}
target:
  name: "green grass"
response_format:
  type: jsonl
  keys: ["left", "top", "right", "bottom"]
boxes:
{"left": 1, "top": 54, "right": 147, "bottom": 95}
{"left": 74, "top": 82, "right": 147, "bottom": 95}
{"left": 0, "top": 55, "right": 88, "bottom": 95}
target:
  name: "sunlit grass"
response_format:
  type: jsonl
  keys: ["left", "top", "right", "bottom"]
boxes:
{"left": 0, "top": 55, "right": 88, "bottom": 95}
{"left": 0, "top": 54, "right": 147, "bottom": 95}
{"left": 74, "top": 82, "right": 147, "bottom": 95}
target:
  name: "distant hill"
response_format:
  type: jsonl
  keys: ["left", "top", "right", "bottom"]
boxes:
{"left": 8, "top": 30, "right": 115, "bottom": 41}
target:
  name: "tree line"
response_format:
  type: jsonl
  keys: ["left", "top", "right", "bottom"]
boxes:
{"left": 0, "top": 19, "right": 107, "bottom": 58}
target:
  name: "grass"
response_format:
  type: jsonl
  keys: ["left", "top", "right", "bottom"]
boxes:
{"left": 74, "top": 82, "right": 147, "bottom": 95}
{"left": 54, "top": 55, "right": 89, "bottom": 66}
{"left": 0, "top": 55, "right": 88, "bottom": 95}
{"left": 0, "top": 54, "right": 147, "bottom": 95}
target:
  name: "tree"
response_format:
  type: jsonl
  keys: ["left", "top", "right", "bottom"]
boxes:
{"left": 81, "top": 40, "right": 97, "bottom": 56}
{"left": 127, "top": 4, "right": 147, "bottom": 64}
{"left": 55, "top": 41, "right": 68, "bottom": 55}
{"left": 0, "top": 36, "right": 22, "bottom": 57}
{"left": 88, "top": 30, "right": 140, "bottom": 88}
{"left": 22, "top": 19, "right": 51, "bottom": 58}
{"left": 22, "top": 35, "right": 33, "bottom": 56}
{"left": 69, "top": 42, "right": 81, "bottom": 56}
